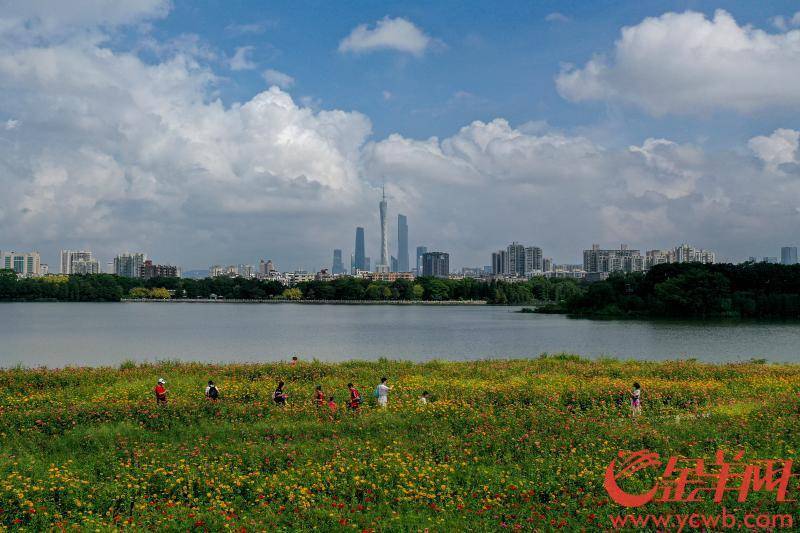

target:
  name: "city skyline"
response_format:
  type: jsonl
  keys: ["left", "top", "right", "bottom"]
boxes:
{"left": 2, "top": 3, "right": 800, "bottom": 270}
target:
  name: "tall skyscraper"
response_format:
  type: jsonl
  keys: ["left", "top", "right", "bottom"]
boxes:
{"left": 60, "top": 250, "right": 98, "bottom": 275}
{"left": 114, "top": 252, "right": 146, "bottom": 278}
{"left": 397, "top": 214, "right": 409, "bottom": 272}
{"left": 377, "top": 187, "right": 389, "bottom": 271}
{"left": 422, "top": 252, "right": 449, "bottom": 278}
{"left": 415, "top": 246, "right": 427, "bottom": 274}
{"left": 332, "top": 249, "right": 344, "bottom": 274}
{"left": 354, "top": 227, "right": 366, "bottom": 271}
{"left": 781, "top": 246, "right": 798, "bottom": 265}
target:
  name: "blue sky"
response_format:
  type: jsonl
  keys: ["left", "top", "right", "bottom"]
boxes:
{"left": 147, "top": 0, "right": 800, "bottom": 144}
{"left": 1, "top": 1, "right": 800, "bottom": 270}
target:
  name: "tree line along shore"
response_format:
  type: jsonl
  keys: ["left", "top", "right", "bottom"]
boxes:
{"left": 2, "top": 262, "right": 800, "bottom": 318}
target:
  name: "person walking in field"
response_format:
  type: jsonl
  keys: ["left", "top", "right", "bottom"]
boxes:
{"left": 375, "top": 377, "right": 392, "bottom": 408}
{"left": 347, "top": 383, "right": 362, "bottom": 411}
{"left": 274, "top": 380, "right": 288, "bottom": 406}
{"left": 290, "top": 356, "right": 299, "bottom": 366}
{"left": 205, "top": 380, "right": 219, "bottom": 401}
{"left": 328, "top": 395, "right": 337, "bottom": 412}
{"left": 419, "top": 391, "right": 430, "bottom": 405}
{"left": 631, "top": 382, "right": 642, "bottom": 417}
{"left": 314, "top": 385, "right": 326, "bottom": 407}
{"left": 154, "top": 378, "right": 167, "bottom": 406}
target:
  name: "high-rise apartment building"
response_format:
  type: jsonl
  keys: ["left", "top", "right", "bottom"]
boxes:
{"left": 60, "top": 250, "right": 99, "bottom": 275}
{"left": 506, "top": 242, "right": 525, "bottom": 276}
{"left": 238, "top": 264, "right": 255, "bottom": 278}
{"left": 139, "top": 260, "right": 179, "bottom": 279}
{"left": 491, "top": 243, "right": 543, "bottom": 276}
{"left": 332, "top": 249, "right": 345, "bottom": 274}
{"left": 523, "top": 246, "right": 543, "bottom": 275}
{"left": 114, "top": 253, "right": 146, "bottom": 278}
{"left": 491, "top": 250, "right": 506, "bottom": 275}
{"left": 354, "top": 227, "right": 366, "bottom": 271}
{"left": 72, "top": 258, "right": 100, "bottom": 274}
{"left": 422, "top": 252, "right": 449, "bottom": 278}
{"left": 583, "top": 244, "right": 644, "bottom": 280}
{"left": 415, "top": 246, "right": 427, "bottom": 274}
{"left": 781, "top": 246, "right": 798, "bottom": 265}
{"left": 0, "top": 251, "right": 41, "bottom": 276}
{"left": 674, "top": 243, "right": 715, "bottom": 264}
{"left": 397, "top": 214, "right": 409, "bottom": 272}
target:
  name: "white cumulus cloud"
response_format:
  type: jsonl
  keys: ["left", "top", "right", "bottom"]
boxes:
{"left": 748, "top": 128, "right": 799, "bottom": 170}
{"left": 556, "top": 10, "right": 800, "bottom": 115}
{"left": 338, "top": 16, "right": 434, "bottom": 56}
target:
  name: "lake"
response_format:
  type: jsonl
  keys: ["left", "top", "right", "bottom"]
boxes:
{"left": 1, "top": 302, "right": 798, "bottom": 367}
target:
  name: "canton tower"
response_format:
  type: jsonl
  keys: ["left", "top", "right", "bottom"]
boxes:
{"left": 378, "top": 185, "right": 389, "bottom": 271}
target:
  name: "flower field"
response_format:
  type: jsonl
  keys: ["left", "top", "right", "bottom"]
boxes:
{"left": 0, "top": 356, "right": 798, "bottom": 531}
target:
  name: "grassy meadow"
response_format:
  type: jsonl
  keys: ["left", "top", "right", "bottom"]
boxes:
{"left": 0, "top": 356, "right": 798, "bottom": 531}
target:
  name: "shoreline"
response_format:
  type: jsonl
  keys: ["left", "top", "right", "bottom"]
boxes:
{"left": 1, "top": 354, "right": 794, "bottom": 372}
{"left": 120, "top": 298, "right": 488, "bottom": 305}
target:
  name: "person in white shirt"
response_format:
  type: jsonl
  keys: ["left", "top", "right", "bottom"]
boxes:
{"left": 419, "top": 391, "right": 429, "bottom": 405}
{"left": 376, "top": 377, "right": 392, "bottom": 407}
{"left": 205, "top": 380, "right": 220, "bottom": 401}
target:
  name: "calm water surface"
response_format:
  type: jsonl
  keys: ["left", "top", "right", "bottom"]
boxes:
{"left": 1, "top": 302, "right": 798, "bottom": 367}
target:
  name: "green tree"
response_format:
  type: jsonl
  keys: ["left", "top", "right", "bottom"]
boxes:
{"left": 281, "top": 287, "right": 303, "bottom": 300}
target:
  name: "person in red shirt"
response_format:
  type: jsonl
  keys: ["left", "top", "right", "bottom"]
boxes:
{"left": 314, "top": 385, "right": 325, "bottom": 407}
{"left": 154, "top": 378, "right": 167, "bottom": 406}
{"left": 327, "top": 395, "right": 337, "bottom": 412}
{"left": 347, "top": 383, "right": 362, "bottom": 411}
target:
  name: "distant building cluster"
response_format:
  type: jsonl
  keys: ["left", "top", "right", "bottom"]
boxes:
{"left": 583, "top": 243, "right": 716, "bottom": 281}
{"left": 2, "top": 200, "right": 797, "bottom": 286}
{"left": 491, "top": 242, "right": 546, "bottom": 277}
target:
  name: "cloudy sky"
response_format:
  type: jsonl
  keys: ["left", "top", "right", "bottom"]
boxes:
{"left": 1, "top": 0, "right": 799, "bottom": 271}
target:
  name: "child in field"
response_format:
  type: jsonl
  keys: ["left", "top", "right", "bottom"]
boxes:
{"left": 205, "top": 380, "right": 219, "bottom": 401}
{"left": 375, "top": 377, "right": 392, "bottom": 408}
{"left": 328, "top": 396, "right": 337, "bottom": 412}
{"left": 419, "top": 391, "right": 430, "bottom": 405}
{"left": 630, "top": 382, "right": 642, "bottom": 417}
{"left": 290, "top": 356, "right": 298, "bottom": 366}
{"left": 314, "top": 385, "right": 326, "bottom": 407}
{"left": 154, "top": 378, "right": 167, "bottom": 406}
{"left": 347, "top": 383, "right": 362, "bottom": 411}
{"left": 274, "top": 380, "right": 288, "bottom": 406}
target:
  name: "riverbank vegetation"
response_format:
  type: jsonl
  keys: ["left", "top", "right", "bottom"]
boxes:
{"left": 4, "top": 263, "right": 800, "bottom": 318}
{"left": 565, "top": 263, "right": 800, "bottom": 319}
{"left": 0, "top": 357, "right": 797, "bottom": 529}
{"left": 0, "top": 269, "right": 580, "bottom": 305}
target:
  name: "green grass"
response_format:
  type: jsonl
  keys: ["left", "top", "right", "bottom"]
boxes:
{"left": 0, "top": 356, "right": 798, "bottom": 530}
